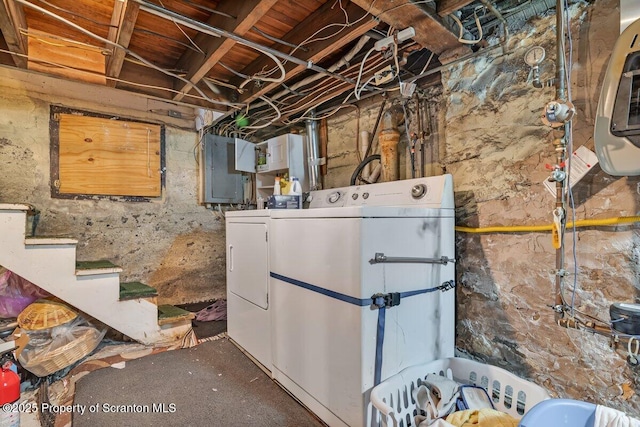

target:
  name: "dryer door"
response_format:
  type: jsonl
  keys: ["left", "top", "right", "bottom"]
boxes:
{"left": 227, "top": 222, "right": 268, "bottom": 308}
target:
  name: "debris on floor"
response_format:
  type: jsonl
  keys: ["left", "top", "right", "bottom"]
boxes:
{"left": 194, "top": 299, "right": 227, "bottom": 322}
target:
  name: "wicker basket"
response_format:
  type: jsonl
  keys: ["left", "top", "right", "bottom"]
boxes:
{"left": 18, "top": 326, "right": 102, "bottom": 377}
{"left": 18, "top": 299, "right": 78, "bottom": 331}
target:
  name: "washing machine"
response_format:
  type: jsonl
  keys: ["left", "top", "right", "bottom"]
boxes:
{"left": 269, "top": 175, "right": 456, "bottom": 427}
{"left": 225, "top": 209, "right": 272, "bottom": 371}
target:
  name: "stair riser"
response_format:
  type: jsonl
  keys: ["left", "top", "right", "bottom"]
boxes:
{"left": 4, "top": 247, "right": 78, "bottom": 280}
{"left": 0, "top": 211, "right": 27, "bottom": 246}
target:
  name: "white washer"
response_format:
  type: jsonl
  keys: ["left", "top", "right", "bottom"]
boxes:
{"left": 269, "top": 175, "right": 456, "bottom": 427}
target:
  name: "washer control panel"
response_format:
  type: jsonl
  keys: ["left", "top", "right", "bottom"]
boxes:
{"left": 308, "top": 176, "right": 450, "bottom": 209}
{"left": 308, "top": 187, "right": 351, "bottom": 208}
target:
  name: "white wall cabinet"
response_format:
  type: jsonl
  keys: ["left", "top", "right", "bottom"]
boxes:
{"left": 235, "top": 134, "right": 308, "bottom": 202}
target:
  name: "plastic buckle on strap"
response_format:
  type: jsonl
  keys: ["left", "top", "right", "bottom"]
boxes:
{"left": 371, "top": 292, "right": 401, "bottom": 308}
{"left": 439, "top": 281, "right": 455, "bottom": 291}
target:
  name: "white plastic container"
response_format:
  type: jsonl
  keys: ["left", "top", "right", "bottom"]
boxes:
{"left": 368, "top": 357, "right": 551, "bottom": 427}
{"left": 274, "top": 177, "right": 281, "bottom": 195}
{"left": 289, "top": 177, "right": 302, "bottom": 195}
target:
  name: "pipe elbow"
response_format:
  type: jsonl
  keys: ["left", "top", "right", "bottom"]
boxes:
{"left": 380, "top": 105, "right": 404, "bottom": 132}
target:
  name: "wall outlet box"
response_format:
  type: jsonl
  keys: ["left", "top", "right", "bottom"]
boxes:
{"left": 374, "top": 65, "right": 394, "bottom": 86}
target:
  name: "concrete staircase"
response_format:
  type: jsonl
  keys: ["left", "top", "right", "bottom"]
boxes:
{"left": 0, "top": 204, "right": 194, "bottom": 346}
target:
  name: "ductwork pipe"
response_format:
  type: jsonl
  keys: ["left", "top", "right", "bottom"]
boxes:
{"left": 306, "top": 111, "right": 321, "bottom": 190}
{"left": 379, "top": 105, "right": 404, "bottom": 182}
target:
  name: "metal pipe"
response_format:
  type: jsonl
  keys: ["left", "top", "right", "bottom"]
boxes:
{"left": 379, "top": 105, "right": 404, "bottom": 182}
{"left": 554, "top": 0, "right": 568, "bottom": 322}
{"left": 556, "top": 0, "right": 567, "bottom": 101}
{"left": 306, "top": 111, "right": 321, "bottom": 191}
{"left": 133, "top": 0, "right": 356, "bottom": 86}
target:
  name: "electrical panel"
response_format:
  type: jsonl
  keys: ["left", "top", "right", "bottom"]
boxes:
{"left": 201, "top": 134, "right": 245, "bottom": 204}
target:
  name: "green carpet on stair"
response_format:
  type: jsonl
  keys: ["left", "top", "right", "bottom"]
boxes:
{"left": 157, "top": 304, "right": 194, "bottom": 325}
{"left": 76, "top": 260, "right": 120, "bottom": 270}
{"left": 119, "top": 282, "right": 158, "bottom": 300}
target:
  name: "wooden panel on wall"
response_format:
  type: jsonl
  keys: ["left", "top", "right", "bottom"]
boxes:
{"left": 58, "top": 114, "right": 162, "bottom": 197}
{"left": 27, "top": 29, "right": 106, "bottom": 85}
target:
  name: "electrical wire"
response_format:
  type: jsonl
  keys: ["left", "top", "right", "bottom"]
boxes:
{"left": 354, "top": 47, "right": 376, "bottom": 100}
{"left": 562, "top": 0, "right": 578, "bottom": 318}
{"left": 418, "top": 52, "right": 435, "bottom": 75}
{"left": 134, "top": 28, "right": 205, "bottom": 53}
{"left": 13, "top": 0, "right": 242, "bottom": 109}
{"left": 0, "top": 48, "right": 236, "bottom": 107}
{"left": 238, "top": 50, "right": 286, "bottom": 89}
{"left": 158, "top": 0, "right": 205, "bottom": 55}
{"left": 241, "top": 96, "right": 281, "bottom": 130}
{"left": 20, "top": 29, "right": 109, "bottom": 53}
{"left": 33, "top": 0, "right": 115, "bottom": 29}
{"left": 450, "top": 10, "right": 483, "bottom": 45}
{"left": 250, "top": 26, "right": 307, "bottom": 51}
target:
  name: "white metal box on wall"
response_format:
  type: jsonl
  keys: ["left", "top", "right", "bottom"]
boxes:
{"left": 234, "top": 134, "right": 308, "bottom": 202}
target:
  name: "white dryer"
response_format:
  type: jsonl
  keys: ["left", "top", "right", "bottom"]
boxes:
{"left": 225, "top": 210, "right": 272, "bottom": 370}
{"left": 269, "top": 175, "right": 456, "bottom": 427}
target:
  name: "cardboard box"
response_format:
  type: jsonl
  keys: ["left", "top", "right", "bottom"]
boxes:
{"left": 267, "top": 195, "right": 301, "bottom": 209}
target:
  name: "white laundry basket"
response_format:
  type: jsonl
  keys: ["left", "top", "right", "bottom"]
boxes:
{"left": 367, "top": 357, "right": 551, "bottom": 427}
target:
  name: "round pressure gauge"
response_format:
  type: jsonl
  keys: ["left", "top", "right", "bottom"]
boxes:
{"left": 524, "top": 46, "right": 545, "bottom": 66}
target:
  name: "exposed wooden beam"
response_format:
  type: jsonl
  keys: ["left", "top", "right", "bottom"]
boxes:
{"left": 233, "top": 0, "right": 378, "bottom": 104}
{"left": 351, "top": 0, "right": 469, "bottom": 56}
{"left": 436, "top": 0, "right": 476, "bottom": 17}
{"left": 106, "top": 0, "right": 140, "bottom": 87}
{"left": 172, "top": 0, "right": 277, "bottom": 102}
{"left": 0, "top": 0, "right": 28, "bottom": 68}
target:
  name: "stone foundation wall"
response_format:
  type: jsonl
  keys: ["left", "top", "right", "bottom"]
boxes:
{"left": 0, "top": 84, "right": 225, "bottom": 305}
{"left": 325, "top": 0, "right": 639, "bottom": 414}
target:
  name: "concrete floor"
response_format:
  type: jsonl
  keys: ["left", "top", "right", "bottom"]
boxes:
{"left": 72, "top": 337, "right": 325, "bottom": 426}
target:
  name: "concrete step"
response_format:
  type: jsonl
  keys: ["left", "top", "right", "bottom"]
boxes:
{"left": 157, "top": 304, "right": 195, "bottom": 326}
{"left": 119, "top": 281, "right": 158, "bottom": 301}
{"left": 76, "top": 260, "right": 123, "bottom": 276}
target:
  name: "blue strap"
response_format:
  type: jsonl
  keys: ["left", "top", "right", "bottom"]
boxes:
{"left": 270, "top": 272, "right": 371, "bottom": 306}
{"left": 270, "top": 272, "right": 453, "bottom": 387}
{"left": 373, "top": 296, "right": 386, "bottom": 386}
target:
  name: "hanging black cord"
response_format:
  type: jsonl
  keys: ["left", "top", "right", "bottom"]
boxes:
{"left": 350, "top": 155, "right": 381, "bottom": 186}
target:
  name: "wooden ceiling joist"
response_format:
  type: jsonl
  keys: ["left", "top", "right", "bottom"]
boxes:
{"left": 233, "top": 0, "right": 379, "bottom": 105}
{"left": 172, "top": 0, "right": 278, "bottom": 102}
{"left": 351, "top": 0, "right": 469, "bottom": 56}
{"left": 0, "top": 0, "right": 27, "bottom": 68}
{"left": 106, "top": 0, "right": 140, "bottom": 87}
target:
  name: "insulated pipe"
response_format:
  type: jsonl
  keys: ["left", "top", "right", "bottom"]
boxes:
{"left": 305, "top": 111, "right": 321, "bottom": 190}
{"left": 379, "top": 105, "right": 404, "bottom": 182}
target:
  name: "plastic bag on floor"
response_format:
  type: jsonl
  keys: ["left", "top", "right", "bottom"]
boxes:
{"left": 18, "top": 316, "right": 106, "bottom": 377}
{"left": 195, "top": 299, "right": 227, "bottom": 321}
{"left": 0, "top": 267, "right": 49, "bottom": 318}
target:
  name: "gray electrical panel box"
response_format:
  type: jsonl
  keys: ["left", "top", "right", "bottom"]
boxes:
{"left": 202, "top": 134, "right": 245, "bottom": 204}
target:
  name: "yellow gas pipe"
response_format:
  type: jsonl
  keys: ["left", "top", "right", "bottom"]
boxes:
{"left": 455, "top": 216, "right": 640, "bottom": 233}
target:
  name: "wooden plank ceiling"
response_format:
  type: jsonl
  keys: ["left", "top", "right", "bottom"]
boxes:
{"left": 0, "top": 0, "right": 481, "bottom": 132}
